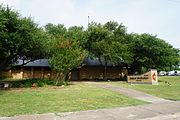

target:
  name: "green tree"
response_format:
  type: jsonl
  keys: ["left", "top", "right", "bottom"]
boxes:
{"left": 129, "top": 34, "right": 180, "bottom": 73}
{"left": 85, "top": 21, "right": 132, "bottom": 79}
{"left": 86, "top": 21, "right": 132, "bottom": 65}
{"left": 44, "top": 23, "right": 67, "bottom": 38}
{"left": 48, "top": 37, "right": 87, "bottom": 85}
{"left": 67, "top": 26, "right": 87, "bottom": 47}
{"left": 0, "top": 5, "right": 49, "bottom": 72}
{"left": 45, "top": 24, "right": 87, "bottom": 85}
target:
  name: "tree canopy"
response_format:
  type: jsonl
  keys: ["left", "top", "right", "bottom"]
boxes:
{"left": 44, "top": 24, "right": 87, "bottom": 85}
{"left": 0, "top": 5, "right": 179, "bottom": 84}
{"left": 83, "top": 22, "right": 179, "bottom": 74}
{"left": 0, "top": 5, "right": 49, "bottom": 71}
{"left": 129, "top": 34, "right": 179, "bottom": 73}
{"left": 85, "top": 21, "right": 132, "bottom": 66}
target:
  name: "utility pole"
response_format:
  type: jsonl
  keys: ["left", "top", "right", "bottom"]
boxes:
{"left": 88, "top": 16, "right": 90, "bottom": 27}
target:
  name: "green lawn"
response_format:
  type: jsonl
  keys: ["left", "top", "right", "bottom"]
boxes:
{"left": 107, "top": 76, "right": 180, "bottom": 101}
{"left": 0, "top": 83, "right": 146, "bottom": 117}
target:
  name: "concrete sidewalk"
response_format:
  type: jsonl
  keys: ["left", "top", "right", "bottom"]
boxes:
{"left": 86, "top": 82, "right": 172, "bottom": 103}
{"left": 1, "top": 101, "right": 180, "bottom": 120}
{"left": 58, "top": 101, "right": 180, "bottom": 120}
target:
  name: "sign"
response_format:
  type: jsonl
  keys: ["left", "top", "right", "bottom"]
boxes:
{"left": 151, "top": 69, "right": 158, "bottom": 84}
{"left": 127, "top": 69, "right": 158, "bottom": 85}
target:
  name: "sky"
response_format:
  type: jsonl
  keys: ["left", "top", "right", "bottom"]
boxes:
{"left": 0, "top": 0, "right": 180, "bottom": 49}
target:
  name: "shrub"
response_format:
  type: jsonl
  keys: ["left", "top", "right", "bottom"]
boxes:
{"left": 10, "top": 79, "right": 54, "bottom": 88}
{"left": 56, "top": 80, "right": 69, "bottom": 86}
{"left": 24, "top": 81, "right": 32, "bottom": 88}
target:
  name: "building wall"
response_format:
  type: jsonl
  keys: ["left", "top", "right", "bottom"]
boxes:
{"left": 0, "top": 70, "right": 12, "bottom": 78}
{"left": 78, "top": 66, "right": 128, "bottom": 80}
{"left": 1, "top": 67, "right": 51, "bottom": 79}
{"left": 1, "top": 66, "right": 128, "bottom": 81}
{"left": 12, "top": 69, "right": 23, "bottom": 79}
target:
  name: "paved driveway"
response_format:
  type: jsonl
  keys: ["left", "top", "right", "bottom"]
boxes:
{"left": 88, "top": 83, "right": 172, "bottom": 103}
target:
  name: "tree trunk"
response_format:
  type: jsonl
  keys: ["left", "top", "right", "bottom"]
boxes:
{"left": 53, "top": 70, "right": 70, "bottom": 86}
{"left": 125, "top": 63, "right": 129, "bottom": 75}
{"left": 64, "top": 70, "right": 71, "bottom": 81}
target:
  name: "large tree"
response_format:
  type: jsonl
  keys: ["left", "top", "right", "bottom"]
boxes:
{"left": 67, "top": 26, "right": 87, "bottom": 47}
{"left": 85, "top": 22, "right": 131, "bottom": 66}
{"left": 84, "top": 21, "right": 132, "bottom": 79}
{"left": 85, "top": 22, "right": 127, "bottom": 65}
{"left": 0, "top": 5, "right": 49, "bottom": 71}
{"left": 129, "top": 33, "right": 180, "bottom": 73}
{"left": 44, "top": 23, "right": 67, "bottom": 38}
{"left": 85, "top": 22, "right": 179, "bottom": 74}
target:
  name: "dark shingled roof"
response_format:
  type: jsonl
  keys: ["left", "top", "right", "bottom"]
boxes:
{"left": 16, "top": 58, "right": 124, "bottom": 67}
{"left": 24, "top": 59, "right": 50, "bottom": 67}
{"left": 83, "top": 57, "right": 102, "bottom": 66}
{"left": 82, "top": 57, "right": 122, "bottom": 66}
{"left": 17, "top": 59, "right": 50, "bottom": 67}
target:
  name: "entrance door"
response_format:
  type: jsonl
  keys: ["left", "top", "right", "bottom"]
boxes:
{"left": 71, "top": 70, "right": 80, "bottom": 80}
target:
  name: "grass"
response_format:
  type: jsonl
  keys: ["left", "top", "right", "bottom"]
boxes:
{"left": 0, "top": 83, "right": 146, "bottom": 117}
{"left": 107, "top": 76, "right": 180, "bottom": 101}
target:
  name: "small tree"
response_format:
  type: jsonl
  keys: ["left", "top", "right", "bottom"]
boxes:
{"left": 44, "top": 23, "right": 87, "bottom": 85}
{"left": 49, "top": 37, "right": 87, "bottom": 85}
